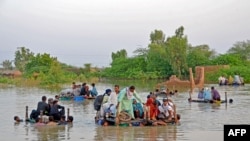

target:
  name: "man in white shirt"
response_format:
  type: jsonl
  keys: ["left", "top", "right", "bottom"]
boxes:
{"left": 101, "top": 85, "right": 120, "bottom": 117}
{"left": 157, "top": 98, "right": 174, "bottom": 121}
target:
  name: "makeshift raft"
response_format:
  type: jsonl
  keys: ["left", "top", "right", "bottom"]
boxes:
{"left": 23, "top": 106, "right": 71, "bottom": 122}
{"left": 189, "top": 99, "right": 227, "bottom": 104}
{"left": 188, "top": 92, "right": 232, "bottom": 104}
{"left": 105, "top": 117, "right": 176, "bottom": 126}
{"left": 96, "top": 107, "right": 179, "bottom": 126}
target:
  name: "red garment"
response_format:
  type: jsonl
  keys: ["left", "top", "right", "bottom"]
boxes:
{"left": 146, "top": 98, "right": 157, "bottom": 120}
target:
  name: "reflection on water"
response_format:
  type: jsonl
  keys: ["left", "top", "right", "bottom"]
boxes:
{"left": 0, "top": 83, "right": 250, "bottom": 141}
{"left": 14, "top": 122, "right": 73, "bottom": 141}
{"left": 94, "top": 125, "right": 177, "bottom": 141}
{"left": 31, "top": 125, "right": 72, "bottom": 141}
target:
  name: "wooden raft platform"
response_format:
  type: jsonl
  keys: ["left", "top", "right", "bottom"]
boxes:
{"left": 105, "top": 117, "right": 176, "bottom": 125}
{"left": 189, "top": 99, "right": 227, "bottom": 104}
{"left": 188, "top": 92, "right": 231, "bottom": 104}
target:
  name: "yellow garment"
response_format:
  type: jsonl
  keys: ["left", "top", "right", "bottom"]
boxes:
{"left": 102, "top": 95, "right": 109, "bottom": 104}
{"left": 215, "top": 100, "right": 221, "bottom": 104}
{"left": 228, "top": 76, "right": 233, "bottom": 84}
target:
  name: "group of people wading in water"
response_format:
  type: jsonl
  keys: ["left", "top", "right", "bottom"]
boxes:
{"left": 94, "top": 85, "right": 180, "bottom": 126}
{"left": 14, "top": 83, "right": 180, "bottom": 127}
{"left": 14, "top": 95, "right": 73, "bottom": 126}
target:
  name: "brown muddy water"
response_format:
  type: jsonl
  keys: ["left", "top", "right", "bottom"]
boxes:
{"left": 0, "top": 82, "right": 250, "bottom": 141}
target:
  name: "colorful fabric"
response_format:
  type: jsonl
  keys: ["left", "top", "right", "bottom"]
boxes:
{"left": 146, "top": 98, "right": 157, "bottom": 120}
{"left": 212, "top": 89, "right": 220, "bottom": 100}
{"left": 126, "top": 88, "right": 133, "bottom": 100}
{"left": 198, "top": 91, "right": 204, "bottom": 99}
{"left": 132, "top": 101, "right": 144, "bottom": 117}
{"left": 118, "top": 87, "right": 143, "bottom": 119}
{"left": 90, "top": 87, "right": 98, "bottom": 97}
{"left": 204, "top": 90, "right": 212, "bottom": 100}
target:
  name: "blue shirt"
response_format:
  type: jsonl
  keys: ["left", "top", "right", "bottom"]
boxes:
{"left": 91, "top": 87, "right": 98, "bottom": 96}
{"left": 204, "top": 90, "right": 212, "bottom": 100}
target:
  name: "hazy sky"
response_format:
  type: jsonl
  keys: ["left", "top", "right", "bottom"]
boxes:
{"left": 1, "top": 0, "right": 250, "bottom": 67}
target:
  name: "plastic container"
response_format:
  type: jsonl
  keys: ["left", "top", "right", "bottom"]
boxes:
{"left": 119, "top": 123, "right": 129, "bottom": 127}
{"left": 60, "top": 97, "right": 71, "bottom": 101}
{"left": 98, "top": 119, "right": 104, "bottom": 125}
{"left": 74, "top": 96, "right": 84, "bottom": 101}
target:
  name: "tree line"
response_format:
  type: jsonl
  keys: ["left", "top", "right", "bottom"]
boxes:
{"left": 101, "top": 26, "right": 250, "bottom": 82}
{"left": 1, "top": 26, "right": 250, "bottom": 85}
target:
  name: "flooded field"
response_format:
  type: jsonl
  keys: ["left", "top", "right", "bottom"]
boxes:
{"left": 0, "top": 83, "right": 249, "bottom": 141}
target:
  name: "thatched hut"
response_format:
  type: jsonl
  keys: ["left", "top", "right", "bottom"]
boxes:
{"left": 0, "top": 70, "right": 22, "bottom": 78}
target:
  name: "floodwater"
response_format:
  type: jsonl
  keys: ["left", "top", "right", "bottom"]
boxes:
{"left": 0, "top": 82, "right": 250, "bottom": 141}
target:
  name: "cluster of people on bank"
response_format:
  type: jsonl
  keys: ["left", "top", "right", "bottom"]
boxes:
{"left": 218, "top": 74, "right": 244, "bottom": 86}
{"left": 14, "top": 95, "right": 73, "bottom": 126}
{"left": 94, "top": 85, "right": 180, "bottom": 126}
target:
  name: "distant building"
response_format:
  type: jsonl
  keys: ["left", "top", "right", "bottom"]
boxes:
{"left": 0, "top": 69, "right": 22, "bottom": 78}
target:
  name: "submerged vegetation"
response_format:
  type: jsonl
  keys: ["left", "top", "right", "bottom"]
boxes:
{"left": 1, "top": 26, "right": 250, "bottom": 86}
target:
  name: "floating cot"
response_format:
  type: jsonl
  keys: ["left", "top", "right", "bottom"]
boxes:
{"left": 99, "top": 116, "right": 176, "bottom": 127}
{"left": 96, "top": 106, "right": 179, "bottom": 126}
{"left": 188, "top": 92, "right": 232, "bottom": 104}
{"left": 189, "top": 99, "right": 227, "bottom": 104}
{"left": 24, "top": 106, "right": 71, "bottom": 123}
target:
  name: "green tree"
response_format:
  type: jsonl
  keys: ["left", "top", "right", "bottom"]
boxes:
{"left": 133, "top": 47, "right": 148, "bottom": 57}
{"left": 211, "top": 54, "right": 246, "bottom": 66}
{"left": 111, "top": 49, "right": 127, "bottom": 61}
{"left": 165, "top": 26, "right": 188, "bottom": 78}
{"left": 150, "top": 30, "right": 165, "bottom": 44}
{"left": 40, "top": 60, "right": 67, "bottom": 85}
{"left": 1, "top": 60, "right": 13, "bottom": 70}
{"left": 24, "top": 53, "right": 58, "bottom": 77}
{"left": 102, "top": 55, "right": 148, "bottom": 79}
{"left": 14, "top": 47, "right": 34, "bottom": 72}
{"left": 147, "top": 43, "right": 172, "bottom": 78}
{"left": 24, "top": 52, "right": 70, "bottom": 84}
{"left": 187, "top": 44, "right": 216, "bottom": 69}
{"left": 83, "top": 63, "right": 92, "bottom": 73}
{"left": 227, "top": 40, "right": 250, "bottom": 60}
{"left": 147, "top": 29, "right": 173, "bottom": 78}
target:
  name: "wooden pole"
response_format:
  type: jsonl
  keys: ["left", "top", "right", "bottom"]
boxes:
{"left": 225, "top": 92, "right": 228, "bottom": 109}
{"left": 189, "top": 90, "right": 192, "bottom": 101}
{"left": 225, "top": 92, "right": 227, "bottom": 103}
{"left": 25, "top": 106, "right": 28, "bottom": 121}
{"left": 189, "top": 68, "right": 195, "bottom": 94}
{"left": 174, "top": 104, "right": 177, "bottom": 123}
{"left": 115, "top": 107, "right": 120, "bottom": 126}
{"left": 67, "top": 108, "right": 70, "bottom": 120}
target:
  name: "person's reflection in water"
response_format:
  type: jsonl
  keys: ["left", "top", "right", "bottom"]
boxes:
{"left": 32, "top": 124, "right": 73, "bottom": 141}
{"left": 94, "top": 126, "right": 135, "bottom": 140}
{"left": 94, "top": 123, "right": 178, "bottom": 141}
{"left": 143, "top": 125, "right": 177, "bottom": 141}
{"left": 115, "top": 127, "right": 135, "bottom": 140}
{"left": 197, "top": 102, "right": 211, "bottom": 112}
